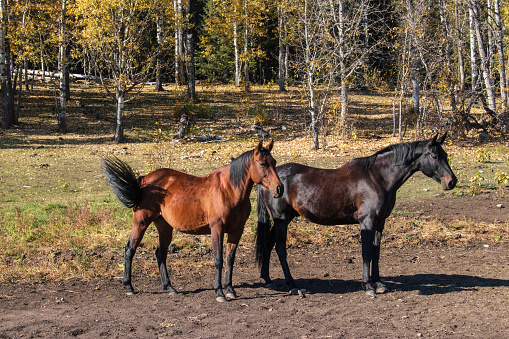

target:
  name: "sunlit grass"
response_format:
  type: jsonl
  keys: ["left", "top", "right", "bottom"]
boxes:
{"left": 1, "top": 81, "right": 508, "bottom": 283}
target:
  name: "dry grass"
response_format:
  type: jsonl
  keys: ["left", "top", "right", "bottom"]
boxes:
{"left": 1, "top": 81, "right": 508, "bottom": 283}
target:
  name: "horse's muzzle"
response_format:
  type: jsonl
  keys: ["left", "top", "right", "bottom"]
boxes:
{"left": 442, "top": 175, "right": 457, "bottom": 190}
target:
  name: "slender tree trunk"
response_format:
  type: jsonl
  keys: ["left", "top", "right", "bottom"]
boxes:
{"left": 114, "top": 90, "right": 125, "bottom": 144}
{"left": 244, "top": 0, "right": 250, "bottom": 92}
{"left": 470, "top": 0, "right": 495, "bottom": 110}
{"left": 278, "top": 5, "right": 286, "bottom": 92}
{"left": 338, "top": 0, "right": 348, "bottom": 138}
{"left": 303, "top": 0, "right": 318, "bottom": 149}
{"left": 493, "top": 0, "right": 506, "bottom": 109}
{"left": 58, "top": 0, "right": 67, "bottom": 133}
{"left": 468, "top": 3, "right": 478, "bottom": 94}
{"left": 185, "top": 2, "right": 195, "bottom": 99}
{"left": 24, "top": 60, "right": 28, "bottom": 91}
{"left": 174, "top": 0, "right": 184, "bottom": 85}
{"left": 439, "top": 0, "right": 456, "bottom": 113}
{"left": 0, "top": 0, "right": 14, "bottom": 129}
{"left": 454, "top": 0, "right": 465, "bottom": 92}
{"left": 155, "top": 12, "right": 164, "bottom": 91}
{"left": 234, "top": 22, "right": 240, "bottom": 87}
{"left": 186, "top": 31, "right": 196, "bottom": 100}
{"left": 15, "top": 64, "right": 21, "bottom": 124}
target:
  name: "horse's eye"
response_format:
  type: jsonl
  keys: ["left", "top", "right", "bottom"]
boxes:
{"left": 260, "top": 162, "right": 269, "bottom": 168}
{"left": 430, "top": 153, "right": 438, "bottom": 160}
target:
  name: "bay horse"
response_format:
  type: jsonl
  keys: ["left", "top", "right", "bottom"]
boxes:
{"left": 102, "top": 140, "right": 283, "bottom": 302}
{"left": 256, "top": 134, "right": 456, "bottom": 297}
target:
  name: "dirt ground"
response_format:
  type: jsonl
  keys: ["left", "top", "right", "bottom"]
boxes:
{"left": 1, "top": 194, "right": 509, "bottom": 339}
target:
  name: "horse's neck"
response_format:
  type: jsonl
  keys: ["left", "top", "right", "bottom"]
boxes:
{"left": 226, "top": 166, "right": 254, "bottom": 202}
{"left": 376, "top": 151, "right": 420, "bottom": 192}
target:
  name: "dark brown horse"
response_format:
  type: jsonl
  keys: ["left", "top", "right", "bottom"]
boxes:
{"left": 256, "top": 134, "right": 456, "bottom": 297}
{"left": 102, "top": 141, "right": 283, "bottom": 302}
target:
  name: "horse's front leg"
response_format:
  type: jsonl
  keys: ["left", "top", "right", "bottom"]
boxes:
{"left": 371, "top": 226, "right": 388, "bottom": 294}
{"left": 211, "top": 225, "right": 226, "bottom": 302}
{"left": 360, "top": 215, "right": 376, "bottom": 297}
{"left": 224, "top": 229, "right": 243, "bottom": 300}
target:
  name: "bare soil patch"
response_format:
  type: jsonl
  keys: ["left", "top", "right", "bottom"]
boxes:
{"left": 1, "top": 193, "right": 509, "bottom": 338}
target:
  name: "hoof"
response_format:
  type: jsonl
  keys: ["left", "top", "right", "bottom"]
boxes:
{"left": 226, "top": 292, "right": 237, "bottom": 299}
{"left": 265, "top": 283, "right": 277, "bottom": 290}
{"left": 216, "top": 296, "right": 227, "bottom": 303}
{"left": 297, "top": 289, "right": 306, "bottom": 298}
{"left": 168, "top": 290, "right": 177, "bottom": 296}
{"left": 375, "top": 285, "right": 388, "bottom": 294}
{"left": 125, "top": 291, "right": 135, "bottom": 296}
{"left": 365, "top": 289, "right": 376, "bottom": 298}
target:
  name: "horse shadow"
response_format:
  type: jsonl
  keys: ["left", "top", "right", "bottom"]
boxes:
{"left": 235, "top": 273, "right": 509, "bottom": 297}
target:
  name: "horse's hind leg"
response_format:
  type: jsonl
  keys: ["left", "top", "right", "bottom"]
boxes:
{"left": 123, "top": 211, "right": 153, "bottom": 295}
{"left": 260, "top": 223, "right": 277, "bottom": 289}
{"left": 153, "top": 216, "right": 177, "bottom": 295}
{"left": 273, "top": 218, "right": 298, "bottom": 293}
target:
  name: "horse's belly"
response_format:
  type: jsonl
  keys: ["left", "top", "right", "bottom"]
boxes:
{"left": 304, "top": 212, "right": 358, "bottom": 226}
{"left": 296, "top": 203, "right": 358, "bottom": 226}
{"left": 162, "top": 206, "right": 210, "bottom": 235}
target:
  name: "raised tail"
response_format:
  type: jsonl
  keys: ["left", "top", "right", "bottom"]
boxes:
{"left": 255, "top": 185, "right": 272, "bottom": 267}
{"left": 101, "top": 157, "right": 143, "bottom": 208}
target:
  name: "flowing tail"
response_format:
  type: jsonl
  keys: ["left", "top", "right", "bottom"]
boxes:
{"left": 101, "top": 157, "right": 143, "bottom": 208}
{"left": 255, "top": 185, "right": 272, "bottom": 267}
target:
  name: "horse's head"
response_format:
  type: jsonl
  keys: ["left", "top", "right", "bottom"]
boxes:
{"left": 419, "top": 133, "right": 457, "bottom": 190}
{"left": 251, "top": 140, "right": 284, "bottom": 198}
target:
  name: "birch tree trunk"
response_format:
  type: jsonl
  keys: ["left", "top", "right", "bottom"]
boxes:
{"left": 278, "top": 5, "right": 286, "bottom": 92}
{"left": 438, "top": 0, "right": 456, "bottom": 113}
{"left": 244, "top": 0, "right": 250, "bottom": 92}
{"left": 234, "top": 22, "right": 240, "bottom": 87}
{"left": 468, "top": 3, "right": 478, "bottom": 94}
{"left": 454, "top": 0, "right": 465, "bottom": 92}
{"left": 114, "top": 90, "right": 125, "bottom": 144}
{"left": 58, "top": 0, "right": 67, "bottom": 133}
{"left": 470, "top": 0, "right": 496, "bottom": 110}
{"left": 493, "top": 0, "right": 506, "bottom": 109}
{"left": 155, "top": 12, "right": 164, "bottom": 91}
{"left": 303, "top": 0, "right": 318, "bottom": 149}
{"left": 174, "top": 0, "right": 184, "bottom": 85}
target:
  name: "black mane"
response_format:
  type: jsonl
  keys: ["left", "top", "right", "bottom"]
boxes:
{"left": 350, "top": 140, "right": 422, "bottom": 170}
{"left": 230, "top": 150, "right": 254, "bottom": 188}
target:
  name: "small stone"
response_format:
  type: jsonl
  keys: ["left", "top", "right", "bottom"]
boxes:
{"left": 496, "top": 204, "right": 505, "bottom": 208}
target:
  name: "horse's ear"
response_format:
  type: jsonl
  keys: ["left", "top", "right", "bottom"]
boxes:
{"left": 437, "top": 132, "right": 447, "bottom": 145}
{"left": 266, "top": 140, "right": 274, "bottom": 152}
{"left": 255, "top": 140, "right": 263, "bottom": 154}
{"left": 430, "top": 133, "right": 438, "bottom": 146}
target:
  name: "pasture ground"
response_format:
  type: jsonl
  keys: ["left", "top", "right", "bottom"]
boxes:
{"left": 1, "top": 83, "right": 509, "bottom": 337}
{"left": 1, "top": 237, "right": 508, "bottom": 338}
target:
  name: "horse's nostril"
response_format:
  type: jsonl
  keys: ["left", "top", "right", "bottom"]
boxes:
{"left": 449, "top": 179, "right": 456, "bottom": 189}
{"left": 277, "top": 184, "right": 284, "bottom": 196}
